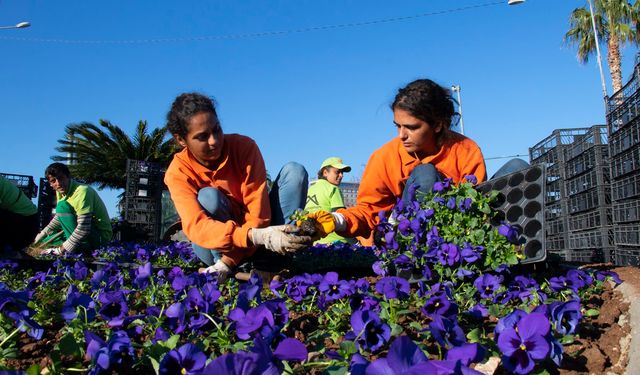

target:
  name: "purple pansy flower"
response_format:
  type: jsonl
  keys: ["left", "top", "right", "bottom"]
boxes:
{"left": 345, "top": 309, "right": 390, "bottom": 352}
{"left": 498, "top": 222, "right": 521, "bottom": 244}
{"left": 438, "top": 243, "right": 461, "bottom": 266}
{"left": 551, "top": 300, "right": 582, "bottom": 335}
{"left": 474, "top": 274, "right": 501, "bottom": 299}
{"left": 228, "top": 304, "right": 276, "bottom": 341}
{"left": 497, "top": 313, "right": 551, "bottom": 374}
{"left": 464, "top": 175, "right": 478, "bottom": 185}
{"left": 159, "top": 343, "right": 207, "bottom": 375}
{"left": 98, "top": 290, "right": 128, "bottom": 327}
{"left": 429, "top": 315, "right": 466, "bottom": 348}
{"left": 375, "top": 277, "right": 410, "bottom": 300}
{"left": 318, "top": 272, "right": 352, "bottom": 302}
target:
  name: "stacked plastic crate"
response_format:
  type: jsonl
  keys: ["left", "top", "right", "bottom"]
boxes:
{"left": 37, "top": 178, "right": 56, "bottom": 230}
{"left": 607, "top": 67, "right": 640, "bottom": 266}
{"left": 124, "top": 160, "right": 164, "bottom": 241}
{"left": 529, "top": 128, "right": 590, "bottom": 261}
{"left": 563, "top": 125, "right": 613, "bottom": 263}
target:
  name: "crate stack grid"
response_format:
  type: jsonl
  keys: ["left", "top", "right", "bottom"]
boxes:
{"left": 607, "top": 64, "right": 640, "bottom": 265}
{"left": 124, "top": 160, "right": 165, "bottom": 242}
{"left": 563, "top": 125, "right": 614, "bottom": 263}
{"left": 529, "top": 128, "right": 590, "bottom": 261}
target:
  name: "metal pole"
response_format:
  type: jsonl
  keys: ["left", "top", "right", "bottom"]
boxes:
{"left": 586, "top": 0, "right": 609, "bottom": 107}
{"left": 451, "top": 85, "right": 465, "bottom": 135}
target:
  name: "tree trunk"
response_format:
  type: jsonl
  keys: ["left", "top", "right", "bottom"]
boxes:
{"left": 608, "top": 36, "right": 623, "bottom": 95}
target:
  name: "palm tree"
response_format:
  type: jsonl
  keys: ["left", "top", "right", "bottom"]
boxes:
{"left": 565, "top": 0, "right": 637, "bottom": 95}
{"left": 52, "top": 120, "right": 176, "bottom": 190}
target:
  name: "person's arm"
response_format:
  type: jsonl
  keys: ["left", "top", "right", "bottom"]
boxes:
{"left": 337, "top": 151, "right": 397, "bottom": 238}
{"left": 236, "top": 140, "right": 270, "bottom": 240}
{"left": 460, "top": 145, "right": 487, "bottom": 183}
{"left": 61, "top": 214, "right": 92, "bottom": 252}
{"left": 34, "top": 215, "right": 62, "bottom": 243}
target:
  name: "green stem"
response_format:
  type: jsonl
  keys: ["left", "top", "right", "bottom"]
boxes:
{"left": 64, "top": 368, "right": 89, "bottom": 372}
{"left": 0, "top": 325, "right": 22, "bottom": 348}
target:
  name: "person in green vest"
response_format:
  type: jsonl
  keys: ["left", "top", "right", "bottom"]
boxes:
{"left": 304, "top": 157, "right": 356, "bottom": 245}
{"left": 33, "top": 163, "right": 112, "bottom": 255}
{"left": 0, "top": 175, "right": 39, "bottom": 254}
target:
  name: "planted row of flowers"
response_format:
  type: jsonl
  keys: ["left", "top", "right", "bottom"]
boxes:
{"left": 0, "top": 177, "right": 623, "bottom": 374}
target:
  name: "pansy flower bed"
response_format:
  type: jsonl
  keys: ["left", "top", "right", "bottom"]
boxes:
{"left": 0, "top": 177, "right": 625, "bottom": 374}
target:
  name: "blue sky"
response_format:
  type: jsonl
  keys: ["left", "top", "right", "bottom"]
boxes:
{"left": 1, "top": 0, "right": 637, "bottom": 217}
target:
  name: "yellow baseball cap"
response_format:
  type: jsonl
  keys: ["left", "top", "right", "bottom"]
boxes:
{"left": 320, "top": 157, "right": 351, "bottom": 172}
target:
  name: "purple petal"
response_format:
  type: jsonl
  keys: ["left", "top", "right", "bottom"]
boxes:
{"left": 386, "top": 336, "right": 428, "bottom": 373}
{"left": 518, "top": 313, "right": 550, "bottom": 339}
{"left": 273, "top": 338, "right": 308, "bottom": 362}
{"left": 365, "top": 358, "right": 395, "bottom": 375}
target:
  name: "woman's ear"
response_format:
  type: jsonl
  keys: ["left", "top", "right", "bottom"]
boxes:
{"left": 173, "top": 134, "right": 187, "bottom": 148}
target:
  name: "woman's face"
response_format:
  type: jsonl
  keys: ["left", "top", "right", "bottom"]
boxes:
{"left": 393, "top": 108, "right": 442, "bottom": 159}
{"left": 175, "top": 111, "right": 224, "bottom": 169}
{"left": 323, "top": 167, "right": 344, "bottom": 186}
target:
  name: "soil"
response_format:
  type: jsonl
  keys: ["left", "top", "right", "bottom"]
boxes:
{"left": 297, "top": 218, "right": 319, "bottom": 238}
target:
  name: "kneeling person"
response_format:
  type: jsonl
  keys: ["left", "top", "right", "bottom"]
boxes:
{"left": 0, "top": 175, "right": 39, "bottom": 254}
{"left": 34, "top": 163, "right": 113, "bottom": 254}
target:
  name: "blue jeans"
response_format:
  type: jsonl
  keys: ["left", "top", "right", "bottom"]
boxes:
{"left": 400, "top": 159, "right": 530, "bottom": 205}
{"left": 192, "top": 162, "right": 308, "bottom": 266}
{"left": 401, "top": 164, "right": 440, "bottom": 205}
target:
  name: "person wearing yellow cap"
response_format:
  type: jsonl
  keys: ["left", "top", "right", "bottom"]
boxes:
{"left": 304, "top": 157, "right": 355, "bottom": 244}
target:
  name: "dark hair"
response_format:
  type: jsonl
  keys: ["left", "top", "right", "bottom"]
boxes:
{"left": 391, "top": 79, "right": 457, "bottom": 132}
{"left": 166, "top": 92, "right": 218, "bottom": 138}
{"left": 45, "top": 162, "right": 71, "bottom": 179}
{"left": 317, "top": 167, "right": 329, "bottom": 180}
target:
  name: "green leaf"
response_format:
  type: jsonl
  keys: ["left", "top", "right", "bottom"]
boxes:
{"left": 57, "top": 333, "right": 82, "bottom": 358}
{"left": 325, "top": 366, "right": 349, "bottom": 375}
{"left": 559, "top": 334, "right": 575, "bottom": 344}
{"left": 409, "top": 322, "right": 424, "bottom": 331}
{"left": 339, "top": 340, "right": 357, "bottom": 356}
{"left": 26, "top": 364, "right": 41, "bottom": 375}
{"left": 164, "top": 334, "right": 180, "bottom": 349}
{"left": 584, "top": 308, "right": 600, "bottom": 317}
{"left": 149, "top": 356, "right": 160, "bottom": 375}
{"left": 466, "top": 328, "right": 481, "bottom": 342}
{"left": 390, "top": 323, "right": 403, "bottom": 336}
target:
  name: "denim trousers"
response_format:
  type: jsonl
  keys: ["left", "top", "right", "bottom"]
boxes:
{"left": 192, "top": 162, "right": 308, "bottom": 266}
{"left": 401, "top": 158, "right": 530, "bottom": 205}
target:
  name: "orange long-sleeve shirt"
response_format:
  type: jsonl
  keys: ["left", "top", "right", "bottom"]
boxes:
{"left": 164, "top": 134, "right": 270, "bottom": 266}
{"left": 338, "top": 132, "right": 486, "bottom": 244}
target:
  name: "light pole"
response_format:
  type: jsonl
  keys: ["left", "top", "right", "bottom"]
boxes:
{"left": 451, "top": 85, "right": 465, "bottom": 135}
{"left": 585, "top": 0, "right": 609, "bottom": 102}
{"left": 0, "top": 22, "right": 30, "bottom": 30}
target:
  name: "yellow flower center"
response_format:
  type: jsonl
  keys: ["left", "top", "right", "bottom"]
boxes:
{"left": 520, "top": 344, "right": 526, "bottom": 351}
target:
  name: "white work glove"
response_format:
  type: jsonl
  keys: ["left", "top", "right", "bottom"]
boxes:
{"left": 34, "top": 231, "right": 46, "bottom": 245}
{"left": 251, "top": 225, "right": 312, "bottom": 255}
{"left": 42, "top": 247, "right": 64, "bottom": 256}
{"left": 199, "top": 259, "right": 232, "bottom": 283}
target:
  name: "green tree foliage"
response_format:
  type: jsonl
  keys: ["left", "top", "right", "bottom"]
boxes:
{"left": 565, "top": 0, "right": 639, "bottom": 94}
{"left": 52, "top": 120, "right": 176, "bottom": 190}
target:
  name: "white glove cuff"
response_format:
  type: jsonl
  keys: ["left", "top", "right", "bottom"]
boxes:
{"left": 331, "top": 212, "right": 347, "bottom": 232}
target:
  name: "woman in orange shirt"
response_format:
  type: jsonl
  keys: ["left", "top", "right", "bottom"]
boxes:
{"left": 307, "top": 78, "right": 528, "bottom": 244}
{"left": 164, "top": 93, "right": 311, "bottom": 279}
